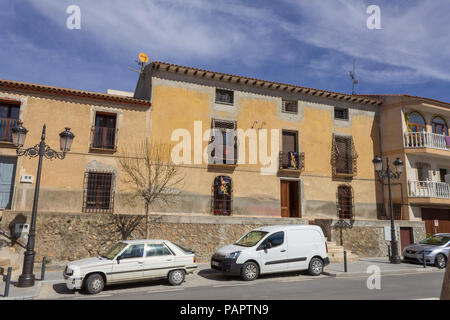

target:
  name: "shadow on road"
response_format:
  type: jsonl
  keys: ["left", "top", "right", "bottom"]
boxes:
{"left": 197, "top": 268, "right": 313, "bottom": 282}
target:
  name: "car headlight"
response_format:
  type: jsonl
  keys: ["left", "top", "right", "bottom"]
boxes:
{"left": 424, "top": 250, "right": 433, "bottom": 255}
{"left": 64, "top": 267, "right": 73, "bottom": 276}
{"left": 227, "top": 251, "right": 241, "bottom": 259}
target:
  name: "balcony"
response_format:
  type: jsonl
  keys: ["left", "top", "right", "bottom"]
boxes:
{"left": 279, "top": 151, "right": 305, "bottom": 174}
{"left": 0, "top": 118, "right": 19, "bottom": 144}
{"left": 404, "top": 132, "right": 450, "bottom": 157}
{"left": 408, "top": 180, "right": 450, "bottom": 206}
{"left": 90, "top": 126, "right": 118, "bottom": 152}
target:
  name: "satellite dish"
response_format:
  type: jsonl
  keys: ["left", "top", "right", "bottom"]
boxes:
{"left": 138, "top": 53, "right": 149, "bottom": 63}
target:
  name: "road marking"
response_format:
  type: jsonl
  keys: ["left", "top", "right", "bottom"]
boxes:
{"left": 280, "top": 278, "right": 316, "bottom": 283}
{"left": 415, "top": 297, "right": 439, "bottom": 300}
{"left": 212, "top": 283, "right": 252, "bottom": 288}
{"left": 74, "top": 294, "right": 113, "bottom": 299}
{"left": 147, "top": 288, "right": 185, "bottom": 294}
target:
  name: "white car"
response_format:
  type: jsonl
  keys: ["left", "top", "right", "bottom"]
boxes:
{"left": 211, "top": 225, "right": 329, "bottom": 280}
{"left": 63, "top": 240, "right": 198, "bottom": 294}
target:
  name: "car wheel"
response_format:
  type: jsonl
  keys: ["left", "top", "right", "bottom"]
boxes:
{"left": 308, "top": 257, "right": 324, "bottom": 276}
{"left": 84, "top": 273, "right": 104, "bottom": 295}
{"left": 241, "top": 261, "right": 259, "bottom": 281}
{"left": 168, "top": 269, "right": 185, "bottom": 286}
{"left": 434, "top": 254, "right": 447, "bottom": 269}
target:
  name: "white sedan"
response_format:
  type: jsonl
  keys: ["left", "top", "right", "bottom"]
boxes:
{"left": 63, "top": 239, "right": 198, "bottom": 294}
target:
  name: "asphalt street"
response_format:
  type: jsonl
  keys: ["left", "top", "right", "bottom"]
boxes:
{"left": 52, "top": 268, "right": 445, "bottom": 300}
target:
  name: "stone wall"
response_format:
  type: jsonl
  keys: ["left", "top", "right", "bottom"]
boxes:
{"left": 313, "top": 219, "right": 426, "bottom": 257}
{"left": 0, "top": 211, "right": 308, "bottom": 263}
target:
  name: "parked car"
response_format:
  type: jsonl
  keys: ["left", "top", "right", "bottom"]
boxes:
{"left": 211, "top": 225, "right": 330, "bottom": 281}
{"left": 402, "top": 233, "right": 450, "bottom": 269}
{"left": 63, "top": 240, "right": 197, "bottom": 294}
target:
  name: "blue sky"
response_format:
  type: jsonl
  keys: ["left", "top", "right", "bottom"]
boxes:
{"left": 1, "top": 0, "right": 450, "bottom": 101}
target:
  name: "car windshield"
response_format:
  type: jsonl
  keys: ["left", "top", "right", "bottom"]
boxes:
{"left": 101, "top": 242, "right": 128, "bottom": 259}
{"left": 419, "top": 235, "right": 450, "bottom": 246}
{"left": 234, "top": 231, "right": 269, "bottom": 247}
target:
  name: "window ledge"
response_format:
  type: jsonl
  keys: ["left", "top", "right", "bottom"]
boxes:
{"left": 89, "top": 147, "right": 117, "bottom": 154}
{"left": 0, "top": 141, "right": 16, "bottom": 148}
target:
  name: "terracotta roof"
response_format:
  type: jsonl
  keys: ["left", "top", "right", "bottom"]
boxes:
{"left": 356, "top": 94, "right": 450, "bottom": 108}
{"left": 0, "top": 79, "right": 151, "bottom": 107}
{"left": 151, "top": 61, "right": 383, "bottom": 106}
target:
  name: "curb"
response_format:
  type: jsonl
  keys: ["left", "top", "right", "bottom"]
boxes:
{"left": 322, "top": 267, "right": 443, "bottom": 278}
{"left": 0, "top": 282, "right": 42, "bottom": 300}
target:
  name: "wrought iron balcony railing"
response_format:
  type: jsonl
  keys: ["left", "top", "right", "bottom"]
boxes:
{"left": 90, "top": 126, "right": 118, "bottom": 150}
{"left": 279, "top": 151, "right": 305, "bottom": 171}
{"left": 0, "top": 118, "right": 19, "bottom": 142}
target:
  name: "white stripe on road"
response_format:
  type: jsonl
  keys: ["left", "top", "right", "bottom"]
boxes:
{"left": 280, "top": 278, "right": 316, "bottom": 283}
{"left": 415, "top": 297, "right": 439, "bottom": 300}
{"left": 74, "top": 294, "right": 113, "bottom": 299}
{"left": 212, "top": 283, "right": 252, "bottom": 288}
{"left": 147, "top": 288, "right": 185, "bottom": 294}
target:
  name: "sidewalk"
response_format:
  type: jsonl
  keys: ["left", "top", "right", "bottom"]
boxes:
{"left": 1, "top": 258, "right": 444, "bottom": 299}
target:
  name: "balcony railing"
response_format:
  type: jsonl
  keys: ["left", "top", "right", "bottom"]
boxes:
{"left": 90, "top": 126, "right": 118, "bottom": 150}
{"left": 279, "top": 151, "right": 305, "bottom": 171}
{"left": 404, "top": 131, "right": 450, "bottom": 151}
{"left": 408, "top": 180, "right": 450, "bottom": 199}
{"left": 0, "top": 118, "right": 19, "bottom": 142}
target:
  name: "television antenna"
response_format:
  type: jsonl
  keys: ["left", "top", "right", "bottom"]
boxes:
{"left": 128, "top": 53, "right": 149, "bottom": 74}
{"left": 348, "top": 58, "right": 358, "bottom": 95}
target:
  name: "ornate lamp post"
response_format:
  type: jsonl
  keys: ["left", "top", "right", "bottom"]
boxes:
{"left": 12, "top": 122, "right": 75, "bottom": 287}
{"left": 372, "top": 156, "right": 404, "bottom": 264}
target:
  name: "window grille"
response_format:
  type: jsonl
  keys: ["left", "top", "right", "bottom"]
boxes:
{"left": 331, "top": 134, "right": 358, "bottom": 176}
{"left": 215, "top": 89, "right": 234, "bottom": 105}
{"left": 0, "top": 102, "right": 20, "bottom": 142}
{"left": 210, "top": 119, "right": 238, "bottom": 165}
{"left": 282, "top": 100, "right": 298, "bottom": 113}
{"left": 211, "top": 176, "right": 232, "bottom": 215}
{"left": 334, "top": 108, "right": 349, "bottom": 120}
{"left": 393, "top": 203, "right": 402, "bottom": 220}
{"left": 337, "top": 185, "right": 354, "bottom": 219}
{"left": 83, "top": 171, "right": 114, "bottom": 213}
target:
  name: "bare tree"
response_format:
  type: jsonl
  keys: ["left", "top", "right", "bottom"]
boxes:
{"left": 105, "top": 214, "right": 144, "bottom": 240}
{"left": 118, "top": 139, "right": 184, "bottom": 238}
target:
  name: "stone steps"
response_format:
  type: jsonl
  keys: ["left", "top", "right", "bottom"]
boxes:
{"left": 326, "top": 241, "right": 359, "bottom": 263}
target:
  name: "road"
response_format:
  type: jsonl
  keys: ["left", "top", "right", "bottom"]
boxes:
{"left": 51, "top": 268, "right": 445, "bottom": 300}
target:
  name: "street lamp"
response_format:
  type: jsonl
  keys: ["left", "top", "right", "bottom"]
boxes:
{"left": 12, "top": 122, "right": 75, "bottom": 287}
{"left": 372, "top": 155, "right": 404, "bottom": 264}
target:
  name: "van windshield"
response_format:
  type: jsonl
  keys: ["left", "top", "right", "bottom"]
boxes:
{"left": 234, "top": 231, "right": 269, "bottom": 247}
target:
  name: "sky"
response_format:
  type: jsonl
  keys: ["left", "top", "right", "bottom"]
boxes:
{"left": 1, "top": 0, "right": 450, "bottom": 102}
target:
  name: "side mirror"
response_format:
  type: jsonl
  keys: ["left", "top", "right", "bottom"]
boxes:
{"left": 116, "top": 256, "right": 122, "bottom": 264}
{"left": 265, "top": 242, "right": 272, "bottom": 250}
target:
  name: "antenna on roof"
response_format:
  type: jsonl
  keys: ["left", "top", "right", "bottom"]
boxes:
{"left": 348, "top": 58, "right": 358, "bottom": 95}
{"left": 128, "top": 53, "right": 149, "bottom": 74}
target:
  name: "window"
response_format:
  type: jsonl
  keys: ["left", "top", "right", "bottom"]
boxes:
{"left": 119, "top": 244, "right": 144, "bottom": 259}
{"left": 337, "top": 185, "right": 354, "bottom": 219}
{"left": 393, "top": 204, "right": 402, "bottom": 220}
{"left": 432, "top": 117, "right": 448, "bottom": 136}
{"left": 334, "top": 107, "right": 349, "bottom": 120}
{"left": 210, "top": 119, "right": 237, "bottom": 165}
{"left": 416, "top": 162, "right": 431, "bottom": 182}
{"left": 439, "top": 169, "right": 448, "bottom": 183}
{"left": 145, "top": 244, "right": 172, "bottom": 257}
{"left": 83, "top": 172, "right": 114, "bottom": 213}
{"left": 91, "top": 113, "right": 117, "bottom": 150}
{"left": 215, "top": 89, "right": 234, "bottom": 105}
{"left": 281, "top": 131, "right": 300, "bottom": 170}
{"left": 332, "top": 135, "right": 358, "bottom": 176}
{"left": 406, "top": 112, "right": 426, "bottom": 132}
{"left": 282, "top": 100, "right": 298, "bottom": 113}
{"left": 212, "top": 176, "right": 232, "bottom": 215}
{"left": 258, "top": 231, "right": 284, "bottom": 250}
{"left": 0, "top": 102, "right": 20, "bottom": 142}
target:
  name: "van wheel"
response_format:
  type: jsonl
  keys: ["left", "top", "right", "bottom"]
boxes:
{"left": 308, "top": 257, "right": 324, "bottom": 276}
{"left": 435, "top": 254, "right": 447, "bottom": 269}
{"left": 84, "top": 273, "right": 104, "bottom": 294}
{"left": 241, "top": 262, "right": 259, "bottom": 281}
{"left": 168, "top": 269, "right": 185, "bottom": 286}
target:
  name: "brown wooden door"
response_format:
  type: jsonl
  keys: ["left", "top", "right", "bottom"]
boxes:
{"left": 422, "top": 208, "right": 450, "bottom": 235}
{"left": 400, "top": 227, "right": 413, "bottom": 252}
{"left": 281, "top": 181, "right": 290, "bottom": 217}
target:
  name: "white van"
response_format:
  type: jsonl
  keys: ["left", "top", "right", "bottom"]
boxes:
{"left": 211, "top": 225, "right": 329, "bottom": 280}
